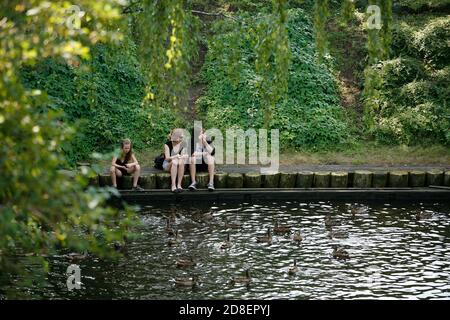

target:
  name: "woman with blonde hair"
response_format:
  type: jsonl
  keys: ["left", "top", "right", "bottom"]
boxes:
{"left": 163, "top": 128, "right": 188, "bottom": 193}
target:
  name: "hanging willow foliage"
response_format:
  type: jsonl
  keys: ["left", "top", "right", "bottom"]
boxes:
{"left": 366, "top": 0, "right": 382, "bottom": 64}
{"left": 365, "top": 0, "right": 393, "bottom": 64}
{"left": 314, "top": 0, "right": 329, "bottom": 60}
{"left": 132, "top": 0, "right": 290, "bottom": 127}
{"left": 380, "top": 0, "right": 393, "bottom": 59}
{"left": 363, "top": 0, "right": 393, "bottom": 130}
{"left": 134, "top": 0, "right": 198, "bottom": 111}
{"left": 0, "top": 0, "right": 137, "bottom": 295}
{"left": 254, "top": 0, "right": 291, "bottom": 128}
{"left": 364, "top": 0, "right": 382, "bottom": 128}
{"left": 340, "top": 0, "right": 355, "bottom": 26}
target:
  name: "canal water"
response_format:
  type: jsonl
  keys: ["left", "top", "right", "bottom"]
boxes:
{"left": 10, "top": 201, "right": 450, "bottom": 299}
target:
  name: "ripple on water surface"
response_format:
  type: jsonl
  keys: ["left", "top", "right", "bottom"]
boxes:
{"left": 14, "top": 201, "right": 450, "bottom": 299}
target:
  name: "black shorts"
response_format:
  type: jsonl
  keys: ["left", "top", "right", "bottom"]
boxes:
{"left": 186, "top": 162, "right": 209, "bottom": 172}
{"left": 118, "top": 167, "right": 130, "bottom": 176}
{"left": 196, "top": 162, "right": 208, "bottom": 172}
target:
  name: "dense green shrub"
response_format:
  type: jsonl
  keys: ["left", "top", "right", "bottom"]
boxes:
{"left": 413, "top": 16, "right": 450, "bottom": 68}
{"left": 392, "top": 21, "right": 418, "bottom": 58}
{"left": 367, "top": 59, "right": 449, "bottom": 145}
{"left": 374, "top": 57, "right": 425, "bottom": 89}
{"left": 188, "top": 0, "right": 318, "bottom": 12}
{"left": 397, "top": 80, "right": 434, "bottom": 106}
{"left": 392, "top": 15, "right": 450, "bottom": 68}
{"left": 20, "top": 41, "right": 175, "bottom": 163}
{"left": 0, "top": 0, "right": 138, "bottom": 298}
{"left": 374, "top": 102, "right": 449, "bottom": 145}
{"left": 428, "top": 66, "right": 450, "bottom": 105}
{"left": 396, "top": 67, "right": 449, "bottom": 107}
{"left": 198, "top": 8, "right": 351, "bottom": 150}
{"left": 395, "top": 0, "right": 450, "bottom": 12}
{"left": 368, "top": 11, "right": 449, "bottom": 146}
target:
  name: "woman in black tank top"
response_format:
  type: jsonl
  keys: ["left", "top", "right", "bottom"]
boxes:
{"left": 110, "top": 139, "right": 143, "bottom": 191}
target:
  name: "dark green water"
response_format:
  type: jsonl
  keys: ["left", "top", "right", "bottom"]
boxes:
{"left": 10, "top": 201, "right": 450, "bottom": 299}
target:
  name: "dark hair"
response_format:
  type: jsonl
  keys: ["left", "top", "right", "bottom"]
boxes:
{"left": 121, "top": 139, "right": 133, "bottom": 163}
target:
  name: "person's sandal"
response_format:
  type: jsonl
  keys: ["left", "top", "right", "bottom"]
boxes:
{"left": 188, "top": 182, "right": 198, "bottom": 191}
{"left": 177, "top": 187, "right": 184, "bottom": 193}
{"left": 132, "top": 185, "right": 144, "bottom": 192}
{"left": 207, "top": 182, "right": 215, "bottom": 192}
{"left": 171, "top": 186, "right": 178, "bottom": 193}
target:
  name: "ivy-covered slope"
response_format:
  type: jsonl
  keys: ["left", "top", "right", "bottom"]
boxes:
{"left": 198, "top": 8, "right": 352, "bottom": 150}
{"left": 20, "top": 42, "right": 176, "bottom": 163}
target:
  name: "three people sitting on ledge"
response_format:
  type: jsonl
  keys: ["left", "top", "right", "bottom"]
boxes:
{"left": 110, "top": 128, "right": 216, "bottom": 192}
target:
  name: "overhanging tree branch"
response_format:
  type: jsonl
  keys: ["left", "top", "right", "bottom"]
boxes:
{"left": 190, "top": 10, "right": 239, "bottom": 22}
{"left": 122, "top": 3, "right": 239, "bottom": 22}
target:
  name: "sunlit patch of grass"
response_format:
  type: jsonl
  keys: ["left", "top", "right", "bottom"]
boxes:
{"left": 280, "top": 143, "right": 450, "bottom": 165}
{"left": 93, "top": 144, "right": 449, "bottom": 169}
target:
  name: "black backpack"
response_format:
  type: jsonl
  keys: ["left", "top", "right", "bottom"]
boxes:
{"left": 154, "top": 153, "right": 165, "bottom": 169}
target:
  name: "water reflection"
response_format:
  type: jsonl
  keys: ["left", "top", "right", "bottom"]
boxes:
{"left": 16, "top": 201, "right": 450, "bottom": 299}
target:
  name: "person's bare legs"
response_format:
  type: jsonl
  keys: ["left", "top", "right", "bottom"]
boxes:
{"left": 189, "top": 157, "right": 197, "bottom": 184}
{"left": 126, "top": 164, "right": 141, "bottom": 188}
{"left": 170, "top": 159, "right": 179, "bottom": 191}
{"left": 110, "top": 166, "right": 116, "bottom": 187}
{"left": 177, "top": 159, "right": 185, "bottom": 189}
{"left": 110, "top": 166, "right": 122, "bottom": 187}
{"left": 206, "top": 155, "right": 215, "bottom": 184}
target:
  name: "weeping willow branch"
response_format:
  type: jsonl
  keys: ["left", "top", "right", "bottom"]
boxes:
{"left": 254, "top": 0, "right": 291, "bottom": 129}
{"left": 125, "top": 5, "right": 239, "bottom": 23}
{"left": 122, "top": 0, "right": 238, "bottom": 22}
{"left": 135, "top": 0, "right": 197, "bottom": 112}
{"left": 191, "top": 9, "right": 239, "bottom": 22}
{"left": 366, "top": 0, "right": 393, "bottom": 64}
{"left": 314, "top": 0, "right": 329, "bottom": 60}
{"left": 340, "top": 0, "right": 355, "bottom": 26}
{"left": 363, "top": 0, "right": 393, "bottom": 130}
{"left": 134, "top": 0, "right": 290, "bottom": 129}
{"left": 122, "top": 0, "right": 142, "bottom": 14}
{"left": 380, "top": 0, "right": 393, "bottom": 59}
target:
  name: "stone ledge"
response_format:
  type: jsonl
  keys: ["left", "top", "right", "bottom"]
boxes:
{"left": 112, "top": 188, "right": 450, "bottom": 204}
{"left": 94, "top": 169, "right": 449, "bottom": 189}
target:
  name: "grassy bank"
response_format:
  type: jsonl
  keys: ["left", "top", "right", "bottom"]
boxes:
{"left": 95, "top": 143, "right": 450, "bottom": 168}
{"left": 280, "top": 143, "right": 450, "bottom": 165}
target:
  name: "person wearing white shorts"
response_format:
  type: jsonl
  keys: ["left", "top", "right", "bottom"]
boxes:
{"left": 163, "top": 129, "right": 188, "bottom": 193}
